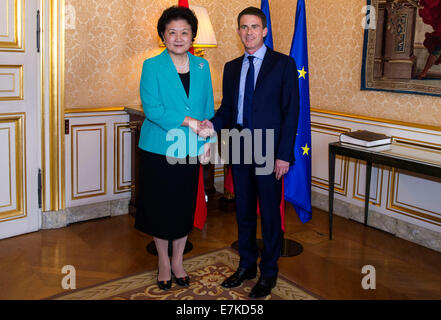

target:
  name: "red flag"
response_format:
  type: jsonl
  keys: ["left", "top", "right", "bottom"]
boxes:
{"left": 193, "top": 165, "right": 207, "bottom": 230}
{"left": 224, "top": 165, "right": 234, "bottom": 194}
{"left": 178, "top": 0, "right": 194, "bottom": 55}
{"left": 224, "top": 166, "right": 286, "bottom": 232}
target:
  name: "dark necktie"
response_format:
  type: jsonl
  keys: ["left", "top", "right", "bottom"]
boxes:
{"left": 243, "top": 55, "right": 255, "bottom": 129}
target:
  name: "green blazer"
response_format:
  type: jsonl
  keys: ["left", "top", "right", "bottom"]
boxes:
{"left": 138, "top": 49, "right": 214, "bottom": 157}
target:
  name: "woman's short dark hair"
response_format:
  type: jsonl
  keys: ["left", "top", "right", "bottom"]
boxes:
{"left": 237, "top": 7, "right": 267, "bottom": 29}
{"left": 157, "top": 6, "right": 198, "bottom": 42}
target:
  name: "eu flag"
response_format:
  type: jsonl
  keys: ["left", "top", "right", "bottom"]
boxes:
{"left": 284, "top": 0, "right": 312, "bottom": 223}
{"left": 260, "top": 0, "right": 274, "bottom": 49}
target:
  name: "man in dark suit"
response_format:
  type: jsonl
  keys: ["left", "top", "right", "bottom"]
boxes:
{"left": 202, "top": 7, "right": 300, "bottom": 298}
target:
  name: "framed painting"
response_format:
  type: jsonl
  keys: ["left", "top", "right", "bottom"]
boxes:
{"left": 361, "top": 0, "right": 441, "bottom": 96}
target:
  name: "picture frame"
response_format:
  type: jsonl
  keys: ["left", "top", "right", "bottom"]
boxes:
{"left": 361, "top": 0, "right": 441, "bottom": 97}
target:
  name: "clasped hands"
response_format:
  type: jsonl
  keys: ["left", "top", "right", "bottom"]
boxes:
{"left": 188, "top": 118, "right": 215, "bottom": 139}
{"left": 185, "top": 118, "right": 214, "bottom": 164}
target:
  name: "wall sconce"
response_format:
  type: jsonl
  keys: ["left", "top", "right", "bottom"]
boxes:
{"left": 159, "top": 5, "right": 217, "bottom": 57}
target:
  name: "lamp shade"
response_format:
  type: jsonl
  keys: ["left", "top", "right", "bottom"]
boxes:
{"left": 190, "top": 5, "right": 217, "bottom": 47}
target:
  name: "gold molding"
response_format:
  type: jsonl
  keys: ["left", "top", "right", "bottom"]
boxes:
{"left": 386, "top": 59, "right": 415, "bottom": 64}
{"left": 0, "top": 64, "right": 23, "bottom": 100}
{"left": 0, "top": 113, "right": 25, "bottom": 222}
{"left": 0, "top": 0, "right": 24, "bottom": 52}
{"left": 60, "top": 0, "right": 65, "bottom": 210}
{"left": 65, "top": 113, "right": 129, "bottom": 119}
{"left": 71, "top": 123, "right": 107, "bottom": 200}
{"left": 48, "top": 0, "right": 65, "bottom": 210}
{"left": 393, "top": 136, "right": 441, "bottom": 152}
{"left": 311, "top": 108, "right": 441, "bottom": 133}
{"left": 389, "top": 136, "right": 441, "bottom": 167}
{"left": 65, "top": 107, "right": 126, "bottom": 114}
{"left": 114, "top": 123, "right": 131, "bottom": 194}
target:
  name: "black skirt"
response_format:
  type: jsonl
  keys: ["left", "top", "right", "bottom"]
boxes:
{"left": 134, "top": 149, "right": 199, "bottom": 240}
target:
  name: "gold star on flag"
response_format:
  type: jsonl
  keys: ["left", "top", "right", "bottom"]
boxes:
{"left": 298, "top": 66, "right": 307, "bottom": 79}
{"left": 301, "top": 143, "right": 310, "bottom": 156}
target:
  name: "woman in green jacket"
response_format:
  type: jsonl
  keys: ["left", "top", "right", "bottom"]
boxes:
{"left": 134, "top": 6, "right": 214, "bottom": 290}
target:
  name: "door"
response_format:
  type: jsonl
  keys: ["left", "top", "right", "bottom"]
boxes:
{"left": 0, "top": 0, "right": 40, "bottom": 238}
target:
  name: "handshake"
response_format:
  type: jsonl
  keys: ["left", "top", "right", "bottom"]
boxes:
{"left": 188, "top": 118, "right": 215, "bottom": 139}
{"left": 185, "top": 118, "right": 215, "bottom": 164}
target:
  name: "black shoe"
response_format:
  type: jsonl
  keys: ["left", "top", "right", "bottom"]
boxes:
{"left": 157, "top": 277, "right": 172, "bottom": 290}
{"left": 249, "top": 275, "right": 277, "bottom": 298}
{"left": 221, "top": 264, "right": 257, "bottom": 288}
{"left": 172, "top": 271, "right": 190, "bottom": 287}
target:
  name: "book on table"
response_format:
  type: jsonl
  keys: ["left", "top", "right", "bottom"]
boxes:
{"left": 339, "top": 130, "right": 392, "bottom": 147}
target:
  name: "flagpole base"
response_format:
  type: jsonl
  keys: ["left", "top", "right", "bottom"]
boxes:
{"left": 231, "top": 239, "right": 264, "bottom": 254}
{"left": 231, "top": 239, "right": 303, "bottom": 257}
{"left": 280, "top": 239, "right": 303, "bottom": 257}
{"left": 146, "top": 240, "right": 193, "bottom": 256}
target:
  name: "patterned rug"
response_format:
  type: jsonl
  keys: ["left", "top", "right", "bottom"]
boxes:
{"left": 50, "top": 248, "right": 319, "bottom": 300}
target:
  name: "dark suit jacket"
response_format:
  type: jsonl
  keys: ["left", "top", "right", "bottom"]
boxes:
{"left": 211, "top": 48, "right": 300, "bottom": 165}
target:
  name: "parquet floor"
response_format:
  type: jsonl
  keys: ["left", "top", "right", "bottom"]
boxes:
{"left": 0, "top": 194, "right": 440, "bottom": 300}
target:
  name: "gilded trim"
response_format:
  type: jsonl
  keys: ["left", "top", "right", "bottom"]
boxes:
{"left": 64, "top": 107, "right": 126, "bottom": 114}
{"left": 60, "top": 0, "right": 65, "bottom": 209}
{"left": 48, "top": 0, "right": 65, "bottom": 210}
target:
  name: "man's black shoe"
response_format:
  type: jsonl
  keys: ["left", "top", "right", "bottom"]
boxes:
{"left": 221, "top": 265, "right": 257, "bottom": 288}
{"left": 249, "top": 275, "right": 277, "bottom": 298}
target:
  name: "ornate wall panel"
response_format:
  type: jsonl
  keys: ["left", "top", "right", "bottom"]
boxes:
{"left": 0, "top": 114, "right": 24, "bottom": 221}
{"left": 114, "top": 123, "right": 131, "bottom": 194}
{"left": 0, "top": 0, "right": 24, "bottom": 51}
{"left": 71, "top": 123, "right": 107, "bottom": 200}
{"left": 0, "top": 65, "right": 22, "bottom": 100}
{"left": 387, "top": 168, "right": 441, "bottom": 227}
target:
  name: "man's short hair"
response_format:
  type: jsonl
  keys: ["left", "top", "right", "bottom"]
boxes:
{"left": 237, "top": 7, "right": 267, "bottom": 29}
